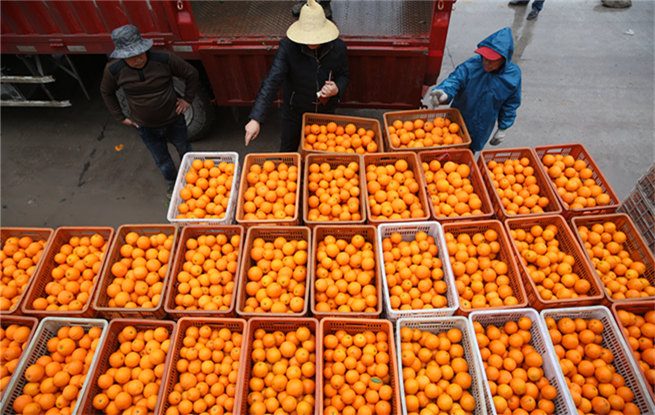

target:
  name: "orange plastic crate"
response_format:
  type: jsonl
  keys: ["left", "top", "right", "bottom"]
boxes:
{"left": 92, "top": 224, "right": 178, "bottom": 320}
{"left": 504, "top": 215, "right": 605, "bottom": 310}
{"left": 318, "top": 318, "right": 402, "bottom": 415}
{"left": 21, "top": 226, "right": 114, "bottom": 318}
{"left": 300, "top": 113, "right": 383, "bottom": 156}
{"left": 611, "top": 299, "right": 655, "bottom": 404}
{"left": 0, "top": 227, "right": 53, "bottom": 316}
{"left": 442, "top": 220, "right": 528, "bottom": 316}
{"left": 237, "top": 317, "right": 319, "bottom": 415}
{"left": 236, "top": 226, "right": 312, "bottom": 318}
{"left": 571, "top": 213, "right": 655, "bottom": 306}
{"left": 382, "top": 108, "right": 471, "bottom": 151}
{"left": 235, "top": 153, "right": 302, "bottom": 227}
{"left": 478, "top": 147, "right": 562, "bottom": 220}
{"left": 310, "top": 225, "right": 382, "bottom": 319}
{"left": 157, "top": 317, "right": 247, "bottom": 415}
{"left": 534, "top": 143, "right": 621, "bottom": 217}
{"left": 362, "top": 152, "right": 430, "bottom": 225}
{"left": 0, "top": 315, "right": 38, "bottom": 399}
{"left": 418, "top": 149, "right": 495, "bottom": 222}
{"left": 164, "top": 225, "right": 244, "bottom": 319}
{"left": 302, "top": 153, "right": 366, "bottom": 227}
{"left": 77, "top": 318, "right": 177, "bottom": 415}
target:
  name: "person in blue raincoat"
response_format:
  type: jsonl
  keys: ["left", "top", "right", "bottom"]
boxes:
{"left": 422, "top": 27, "right": 521, "bottom": 153}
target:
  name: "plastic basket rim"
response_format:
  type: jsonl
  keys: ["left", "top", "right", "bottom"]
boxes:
{"left": 540, "top": 305, "right": 655, "bottom": 413}
{"left": 163, "top": 224, "right": 244, "bottom": 318}
{"left": 166, "top": 151, "right": 240, "bottom": 224}
{"left": 91, "top": 224, "right": 179, "bottom": 316}
{"left": 376, "top": 221, "right": 460, "bottom": 321}
{"left": 0, "top": 317, "right": 110, "bottom": 414}
{"left": 300, "top": 112, "right": 384, "bottom": 155}
{"left": 395, "top": 316, "right": 489, "bottom": 415}
{"left": 478, "top": 147, "right": 564, "bottom": 219}
{"left": 20, "top": 226, "right": 115, "bottom": 317}
{"left": 382, "top": 108, "right": 473, "bottom": 151}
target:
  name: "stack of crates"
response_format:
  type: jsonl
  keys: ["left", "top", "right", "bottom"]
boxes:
{"left": 619, "top": 163, "right": 655, "bottom": 253}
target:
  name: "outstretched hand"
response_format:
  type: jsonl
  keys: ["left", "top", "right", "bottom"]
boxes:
{"left": 245, "top": 119, "right": 261, "bottom": 146}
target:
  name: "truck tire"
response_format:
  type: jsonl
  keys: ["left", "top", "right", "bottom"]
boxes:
{"left": 116, "top": 78, "right": 216, "bottom": 142}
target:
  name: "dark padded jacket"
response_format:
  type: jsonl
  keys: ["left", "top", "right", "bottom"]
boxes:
{"left": 100, "top": 51, "right": 199, "bottom": 128}
{"left": 249, "top": 37, "right": 349, "bottom": 123}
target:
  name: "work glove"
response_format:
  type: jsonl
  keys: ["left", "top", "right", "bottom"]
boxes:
{"left": 489, "top": 129, "right": 506, "bottom": 146}
{"left": 421, "top": 88, "right": 448, "bottom": 109}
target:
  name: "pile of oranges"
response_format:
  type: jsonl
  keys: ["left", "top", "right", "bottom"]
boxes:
{"left": 92, "top": 325, "right": 171, "bottom": 415}
{"left": 544, "top": 316, "right": 641, "bottom": 415}
{"left": 303, "top": 122, "right": 379, "bottom": 154}
{"left": 473, "top": 317, "right": 559, "bottom": 414}
{"left": 399, "top": 326, "right": 477, "bottom": 414}
{"left": 445, "top": 228, "right": 521, "bottom": 310}
{"left": 615, "top": 308, "right": 655, "bottom": 391}
{"left": 170, "top": 233, "right": 240, "bottom": 312}
{"left": 13, "top": 324, "right": 103, "bottom": 415}
{"left": 1, "top": 323, "right": 33, "bottom": 393}
{"left": 509, "top": 224, "right": 593, "bottom": 301}
{"left": 381, "top": 231, "right": 449, "bottom": 311}
{"left": 165, "top": 324, "right": 242, "bottom": 415}
{"left": 247, "top": 326, "right": 316, "bottom": 415}
{"left": 541, "top": 153, "right": 612, "bottom": 209}
{"left": 242, "top": 161, "right": 298, "bottom": 221}
{"left": 242, "top": 235, "right": 308, "bottom": 314}
{"left": 31, "top": 233, "right": 107, "bottom": 312}
{"left": 365, "top": 158, "right": 426, "bottom": 221}
{"left": 314, "top": 233, "right": 378, "bottom": 313}
{"left": 422, "top": 159, "right": 485, "bottom": 218}
{"left": 322, "top": 328, "right": 393, "bottom": 415}
{"left": 576, "top": 221, "right": 654, "bottom": 300}
{"left": 105, "top": 231, "right": 174, "bottom": 309}
{"left": 306, "top": 161, "right": 362, "bottom": 223}
{"left": 175, "top": 158, "right": 236, "bottom": 220}
{"left": 387, "top": 117, "right": 465, "bottom": 149}
{"left": 485, "top": 157, "right": 551, "bottom": 215}
{"left": 1, "top": 235, "right": 47, "bottom": 311}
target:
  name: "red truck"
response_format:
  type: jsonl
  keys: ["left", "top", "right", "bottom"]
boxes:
{"left": 1, "top": 0, "right": 456, "bottom": 138}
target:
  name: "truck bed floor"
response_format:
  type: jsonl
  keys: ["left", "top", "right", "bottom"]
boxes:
{"left": 191, "top": 1, "right": 433, "bottom": 39}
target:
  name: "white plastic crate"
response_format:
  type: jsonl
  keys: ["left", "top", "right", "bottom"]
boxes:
{"left": 396, "top": 317, "right": 488, "bottom": 415}
{"left": 0, "top": 317, "right": 109, "bottom": 415}
{"left": 167, "top": 152, "right": 240, "bottom": 225}
{"left": 540, "top": 306, "right": 655, "bottom": 413}
{"left": 377, "top": 221, "right": 458, "bottom": 322}
{"left": 468, "top": 308, "right": 577, "bottom": 415}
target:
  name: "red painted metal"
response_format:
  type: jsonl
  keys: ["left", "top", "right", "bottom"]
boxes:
{"left": 0, "top": 0, "right": 457, "bottom": 109}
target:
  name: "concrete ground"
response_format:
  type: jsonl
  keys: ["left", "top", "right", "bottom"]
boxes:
{"left": 1, "top": 0, "right": 653, "bottom": 228}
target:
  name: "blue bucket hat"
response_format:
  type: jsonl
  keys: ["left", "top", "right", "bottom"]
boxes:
{"left": 109, "top": 25, "right": 153, "bottom": 59}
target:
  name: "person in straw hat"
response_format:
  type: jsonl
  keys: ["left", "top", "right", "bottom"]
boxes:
{"left": 100, "top": 24, "right": 199, "bottom": 197}
{"left": 244, "top": 0, "right": 349, "bottom": 151}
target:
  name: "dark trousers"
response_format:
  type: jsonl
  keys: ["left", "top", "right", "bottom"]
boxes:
{"left": 137, "top": 116, "right": 191, "bottom": 184}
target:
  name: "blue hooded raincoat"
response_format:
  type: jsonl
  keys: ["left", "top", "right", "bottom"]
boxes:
{"left": 436, "top": 27, "right": 521, "bottom": 152}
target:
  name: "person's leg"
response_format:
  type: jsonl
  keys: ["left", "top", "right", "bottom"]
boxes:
{"left": 138, "top": 126, "right": 178, "bottom": 184}
{"left": 279, "top": 109, "right": 303, "bottom": 152}
{"left": 508, "top": 0, "right": 529, "bottom": 5}
{"left": 531, "top": 0, "right": 545, "bottom": 11}
{"left": 166, "top": 116, "right": 192, "bottom": 160}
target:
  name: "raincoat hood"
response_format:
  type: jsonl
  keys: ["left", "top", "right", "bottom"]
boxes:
{"left": 477, "top": 27, "right": 514, "bottom": 62}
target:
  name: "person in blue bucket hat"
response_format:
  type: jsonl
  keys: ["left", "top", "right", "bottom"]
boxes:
{"left": 101, "top": 24, "right": 199, "bottom": 197}
{"left": 422, "top": 27, "right": 521, "bottom": 153}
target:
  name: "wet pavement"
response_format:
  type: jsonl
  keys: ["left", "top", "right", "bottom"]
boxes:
{"left": 1, "top": 0, "right": 653, "bottom": 228}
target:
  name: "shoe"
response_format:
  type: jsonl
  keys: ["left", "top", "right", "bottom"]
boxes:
{"left": 166, "top": 183, "right": 175, "bottom": 199}
{"left": 291, "top": 1, "right": 304, "bottom": 16}
{"left": 508, "top": 0, "right": 529, "bottom": 5}
{"left": 527, "top": 9, "right": 540, "bottom": 19}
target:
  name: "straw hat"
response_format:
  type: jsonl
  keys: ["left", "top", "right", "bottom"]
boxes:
{"left": 287, "top": 0, "right": 339, "bottom": 45}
